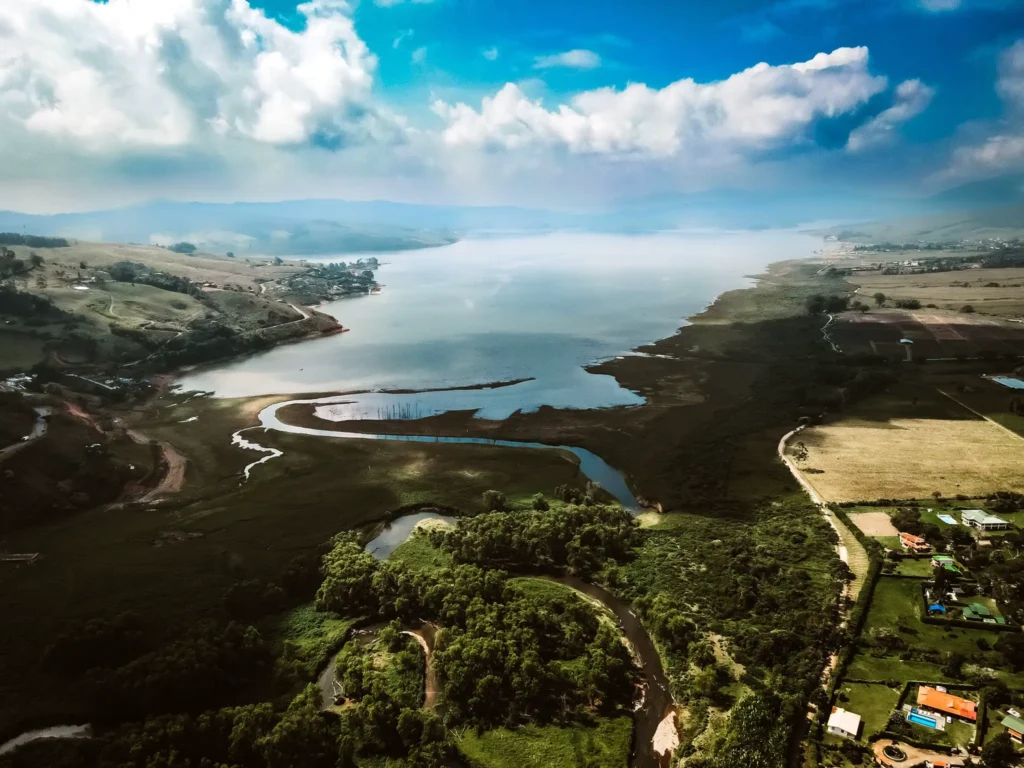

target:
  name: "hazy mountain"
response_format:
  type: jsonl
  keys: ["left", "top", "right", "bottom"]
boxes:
{"left": 0, "top": 202, "right": 459, "bottom": 256}
{"left": 926, "top": 173, "right": 1024, "bottom": 211}
{"left": 822, "top": 203, "right": 1024, "bottom": 244}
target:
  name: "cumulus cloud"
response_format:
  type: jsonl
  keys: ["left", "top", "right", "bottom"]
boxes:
{"left": 533, "top": 49, "right": 602, "bottom": 70}
{"left": 942, "top": 39, "right": 1024, "bottom": 178}
{"left": 482, "top": 47, "right": 499, "bottom": 61}
{"left": 411, "top": 46, "right": 428, "bottom": 65}
{"left": 0, "top": 0, "right": 400, "bottom": 151}
{"left": 846, "top": 79, "right": 934, "bottom": 152}
{"left": 435, "top": 47, "right": 888, "bottom": 159}
{"left": 919, "top": 0, "right": 961, "bottom": 10}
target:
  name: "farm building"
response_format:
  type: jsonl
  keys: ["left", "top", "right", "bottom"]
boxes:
{"left": 900, "top": 531, "right": 932, "bottom": 553}
{"left": 916, "top": 687, "right": 977, "bottom": 722}
{"left": 961, "top": 510, "right": 1009, "bottom": 531}
{"left": 826, "top": 707, "right": 861, "bottom": 739}
{"left": 962, "top": 602, "right": 1006, "bottom": 624}
{"left": 1002, "top": 714, "right": 1024, "bottom": 743}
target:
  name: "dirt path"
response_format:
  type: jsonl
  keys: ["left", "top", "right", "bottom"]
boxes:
{"left": 127, "top": 429, "right": 187, "bottom": 501}
{"left": 403, "top": 626, "right": 440, "bottom": 709}
{"left": 778, "top": 426, "right": 869, "bottom": 683}
{"left": 873, "top": 738, "right": 964, "bottom": 767}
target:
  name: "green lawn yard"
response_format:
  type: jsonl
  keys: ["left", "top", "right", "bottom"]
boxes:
{"left": 836, "top": 682, "right": 901, "bottom": 740}
{"left": 457, "top": 717, "right": 632, "bottom": 768}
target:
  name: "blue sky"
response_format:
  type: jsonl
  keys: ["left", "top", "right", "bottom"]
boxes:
{"left": 0, "top": 0, "right": 1022, "bottom": 211}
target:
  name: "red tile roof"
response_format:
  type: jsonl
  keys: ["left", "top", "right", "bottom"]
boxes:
{"left": 917, "top": 687, "right": 977, "bottom": 722}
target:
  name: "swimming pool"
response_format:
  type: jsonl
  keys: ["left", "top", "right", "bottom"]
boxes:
{"left": 908, "top": 712, "right": 938, "bottom": 729}
{"left": 937, "top": 514, "right": 957, "bottom": 525}
{"left": 990, "top": 376, "right": 1024, "bottom": 390}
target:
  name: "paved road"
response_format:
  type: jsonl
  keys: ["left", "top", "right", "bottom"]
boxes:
{"left": 0, "top": 407, "right": 50, "bottom": 464}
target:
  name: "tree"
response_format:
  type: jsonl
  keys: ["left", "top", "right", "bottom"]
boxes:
{"left": 531, "top": 493, "right": 550, "bottom": 511}
{"left": 482, "top": 489, "right": 508, "bottom": 512}
{"left": 982, "top": 732, "right": 1016, "bottom": 768}
{"left": 961, "top": 305, "right": 976, "bottom": 313}
{"left": 272, "top": 256, "right": 284, "bottom": 266}
{"left": 873, "top": 292, "right": 886, "bottom": 307}
{"left": 29, "top": 253, "right": 43, "bottom": 268}
{"left": 168, "top": 242, "right": 197, "bottom": 254}
{"left": 226, "top": 251, "right": 235, "bottom": 258}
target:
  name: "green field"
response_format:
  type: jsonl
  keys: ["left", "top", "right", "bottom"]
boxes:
{"left": 893, "top": 558, "right": 935, "bottom": 578}
{"left": 846, "top": 653, "right": 953, "bottom": 684}
{"left": 457, "top": 716, "right": 632, "bottom": 768}
{"left": 835, "top": 681, "right": 900, "bottom": 740}
{"left": 0, "top": 330, "right": 47, "bottom": 373}
{"left": 388, "top": 532, "right": 454, "bottom": 571}
{"left": 863, "top": 577, "right": 989, "bottom": 656}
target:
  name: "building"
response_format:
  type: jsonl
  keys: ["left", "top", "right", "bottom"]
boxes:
{"left": 827, "top": 707, "right": 861, "bottom": 739}
{"left": 931, "top": 555, "right": 960, "bottom": 573}
{"left": 900, "top": 531, "right": 932, "bottom": 553}
{"left": 962, "top": 602, "right": 1006, "bottom": 624}
{"left": 916, "top": 686, "right": 977, "bottom": 722}
{"left": 1001, "top": 714, "right": 1024, "bottom": 743}
{"left": 961, "top": 510, "right": 1010, "bottom": 531}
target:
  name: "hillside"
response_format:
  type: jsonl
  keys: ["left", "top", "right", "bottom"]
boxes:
{"left": 0, "top": 241, "right": 342, "bottom": 376}
{"left": 0, "top": 203, "right": 457, "bottom": 257}
{"left": 824, "top": 203, "right": 1024, "bottom": 244}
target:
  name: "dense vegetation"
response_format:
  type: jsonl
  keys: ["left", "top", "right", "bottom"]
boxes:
{"left": 0, "top": 233, "right": 69, "bottom": 248}
{"left": 315, "top": 532, "right": 637, "bottom": 728}
{"left": 109, "top": 261, "right": 198, "bottom": 295}
{"left": 429, "top": 502, "right": 638, "bottom": 577}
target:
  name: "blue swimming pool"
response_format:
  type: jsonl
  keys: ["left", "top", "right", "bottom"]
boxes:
{"left": 908, "top": 712, "right": 938, "bottom": 729}
{"left": 991, "top": 376, "right": 1024, "bottom": 390}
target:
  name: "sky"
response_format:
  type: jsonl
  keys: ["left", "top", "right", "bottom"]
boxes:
{"left": 0, "top": 0, "right": 1023, "bottom": 212}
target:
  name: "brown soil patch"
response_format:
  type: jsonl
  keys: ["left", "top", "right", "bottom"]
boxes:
{"left": 849, "top": 511, "right": 899, "bottom": 537}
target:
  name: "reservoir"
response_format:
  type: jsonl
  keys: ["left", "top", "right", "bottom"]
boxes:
{"left": 180, "top": 230, "right": 819, "bottom": 416}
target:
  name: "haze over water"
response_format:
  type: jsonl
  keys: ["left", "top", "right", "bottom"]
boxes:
{"left": 180, "top": 230, "right": 818, "bottom": 416}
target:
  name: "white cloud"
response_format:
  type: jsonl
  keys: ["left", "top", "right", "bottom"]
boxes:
{"left": 411, "top": 46, "right": 428, "bottom": 65}
{"left": 997, "top": 40, "right": 1024, "bottom": 111}
{"left": 533, "top": 49, "right": 602, "bottom": 70}
{"left": 942, "top": 39, "right": 1024, "bottom": 178}
{"left": 482, "top": 47, "right": 499, "bottom": 61}
{"left": 393, "top": 29, "right": 414, "bottom": 48}
{"left": 846, "top": 79, "right": 934, "bottom": 152}
{"left": 373, "top": 0, "right": 435, "bottom": 6}
{"left": 919, "top": 0, "right": 961, "bottom": 10}
{"left": 435, "top": 47, "right": 888, "bottom": 159}
{"left": 0, "top": 0, "right": 395, "bottom": 150}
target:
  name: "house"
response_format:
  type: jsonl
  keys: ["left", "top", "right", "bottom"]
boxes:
{"left": 1002, "top": 714, "right": 1024, "bottom": 743}
{"left": 962, "top": 602, "right": 1006, "bottom": 624}
{"left": 930, "top": 555, "right": 960, "bottom": 573}
{"left": 827, "top": 707, "right": 861, "bottom": 739}
{"left": 916, "top": 686, "right": 977, "bottom": 722}
{"left": 961, "top": 510, "right": 1010, "bottom": 531}
{"left": 900, "top": 531, "right": 932, "bottom": 553}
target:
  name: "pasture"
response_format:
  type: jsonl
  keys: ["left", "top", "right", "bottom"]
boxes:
{"left": 794, "top": 386, "right": 1024, "bottom": 502}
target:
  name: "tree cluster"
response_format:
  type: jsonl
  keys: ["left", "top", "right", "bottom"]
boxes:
{"left": 429, "top": 502, "right": 639, "bottom": 577}
{"left": 313, "top": 534, "right": 637, "bottom": 729}
{"left": 0, "top": 233, "right": 69, "bottom": 248}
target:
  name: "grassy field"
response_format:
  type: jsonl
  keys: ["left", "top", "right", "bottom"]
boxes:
{"left": 893, "top": 558, "right": 935, "bottom": 578}
{"left": 0, "top": 330, "right": 47, "bottom": 373}
{"left": 456, "top": 716, "right": 632, "bottom": 768}
{"left": 388, "top": 532, "right": 454, "bottom": 571}
{"left": 862, "top": 578, "right": 989, "bottom": 656}
{"left": 0, "top": 392, "right": 590, "bottom": 735}
{"left": 846, "top": 653, "right": 954, "bottom": 684}
{"left": 794, "top": 384, "right": 1024, "bottom": 501}
{"left": 836, "top": 681, "right": 901, "bottom": 740}
{"left": 855, "top": 268, "right": 1024, "bottom": 318}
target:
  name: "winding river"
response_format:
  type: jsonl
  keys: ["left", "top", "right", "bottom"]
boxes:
{"left": 236, "top": 395, "right": 640, "bottom": 511}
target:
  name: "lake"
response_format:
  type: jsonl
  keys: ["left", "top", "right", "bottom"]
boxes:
{"left": 179, "top": 230, "right": 819, "bottom": 415}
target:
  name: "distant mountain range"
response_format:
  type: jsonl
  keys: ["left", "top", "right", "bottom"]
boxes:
{"left": 3, "top": 172, "right": 1023, "bottom": 254}
{"left": 823, "top": 203, "right": 1024, "bottom": 245}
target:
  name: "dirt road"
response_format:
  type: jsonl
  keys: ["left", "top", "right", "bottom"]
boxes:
{"left": 127, "top": 429, "right": 187, "bottom": 501}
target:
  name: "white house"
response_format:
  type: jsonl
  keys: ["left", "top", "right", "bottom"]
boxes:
{"left": 827, "top": 707, "right": 862, "bottom": 740}
{"left": 961, "top": 509, "right": 1009, "bottom": 531}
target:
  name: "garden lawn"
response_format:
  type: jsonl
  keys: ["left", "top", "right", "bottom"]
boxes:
{"left": 863, "top": 577, "right": 993, "bottom": 656}
{"left": 457, "top": 717, "right": 632, "bottom": 768}
{"left": 836, "top": 682, "right": 900, "bottom": 740}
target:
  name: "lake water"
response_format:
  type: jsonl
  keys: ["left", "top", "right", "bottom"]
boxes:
{"left": 179, "top": 230, "right": 819, "bottom": 413}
